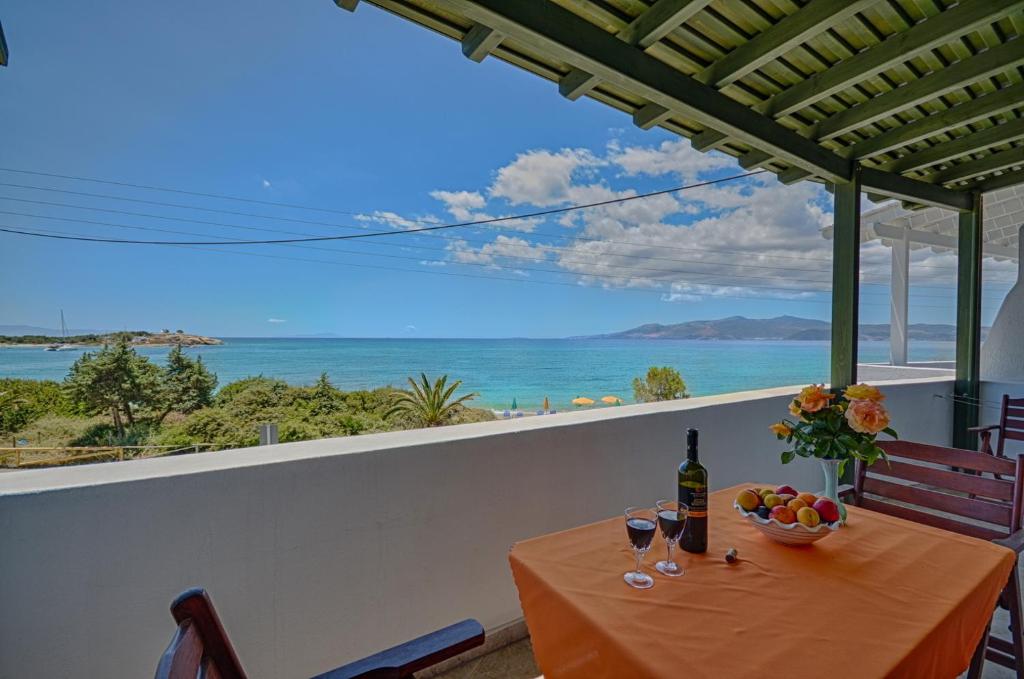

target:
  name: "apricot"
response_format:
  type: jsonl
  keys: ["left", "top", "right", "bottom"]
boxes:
{"left": 736, "top": 489, "right": 760, "bottom": 512}
{"left": 797, "top": 507, "right": 821, "bottom": 527}
{"left": 763, "top": 493, "right": 785, "bottom": 509}
{"left": 758, "top": 488, "right": 774, "bottom": 500}
{"left": 797, "top": 492, "right": 818, "bottom": 507}
{"left": 786, "top": 498, "right": 807, "bottom": 511}
{"left": 776, "top": 494, "right": 796, "bottom": 505}
{"left": 770, "top": 505, "right": 797, "bottom": 524}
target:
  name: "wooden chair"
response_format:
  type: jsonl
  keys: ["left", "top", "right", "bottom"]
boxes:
{"left": 155, "top": 588, "right": 485, "bottom": 679}
{"left": 847, "top": 441, "right": 1024, "bottom": 677}
{"left": 972, "top": 394, "right": 1024, "bottom": 461}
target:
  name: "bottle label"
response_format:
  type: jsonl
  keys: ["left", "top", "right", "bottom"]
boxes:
{"left": 681, "top": 486, "right": 708, "bottom": 518}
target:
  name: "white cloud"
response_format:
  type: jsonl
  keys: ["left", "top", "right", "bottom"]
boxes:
{"left": 610, "top": 139, "right": 733, "bottom": 181}
{"left": 261, "top": 179, "right": 272, "bottom": 189}
{"left": 489, "top": 148, "right": 604, "bottom": 206}
{"left": 430, "top": 190, "right": 486, "bottom": 220}
{"left": 267, "top": 318, "right": 286, "bottom": 323}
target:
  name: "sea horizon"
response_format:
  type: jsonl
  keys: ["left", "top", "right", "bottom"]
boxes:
{"left": 0, "top": 337, "right": 956, "bottom": 411}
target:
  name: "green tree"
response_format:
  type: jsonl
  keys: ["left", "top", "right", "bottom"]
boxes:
{"left": 64, "top": 339, "right": 161, "bottom": 436}
{"left": 156, "top": 346, "right": 218, "bottom": 423}
{"left": 386, "top": 373, "right": 478, "bottom": 427}
{"left": 632, "top": 366, "right": 689, "bottom": 403}
{"left": 308, "top": 372, "right": 343, "bottom": 416}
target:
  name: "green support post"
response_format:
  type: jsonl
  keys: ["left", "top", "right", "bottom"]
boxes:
{"left": 830, "top": 167, "right": 862, "bottom": 392}
{"left": 953, "top": 192, "right": 983, "bottom": 450}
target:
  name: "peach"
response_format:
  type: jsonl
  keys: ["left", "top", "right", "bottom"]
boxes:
{"left": 763, "top": 493, "right": 784, "bottom": 509}
{"left": 797, "top": 492, "right": 818, "bottom": 507}
{"left": 736, "top": 489, "right": 760, "bottom": 512}
{"left": 776, "top": 494, "right": 796, "bottom": 505}
{"left": 770, "top": 505, "right": 797, "bottom": 524}
{"left": 796, "top": 507, "right": 821, "bottom": 527}
{"left": 775, "top": 484, "right": 798, "bottom": 497}
{"left": 786, "top": 498, "right": 807, "bottom": 511}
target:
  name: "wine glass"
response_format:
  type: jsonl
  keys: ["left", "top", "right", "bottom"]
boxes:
{"left": 623, "top": 506, "right": 657, "bottom": 589}
{"left": 655, "top": 499, "right": 688, "bottom": 577}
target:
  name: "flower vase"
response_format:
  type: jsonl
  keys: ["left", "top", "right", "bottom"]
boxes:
{"left": 820, "top": 458, "right": 848, "bottom": 524}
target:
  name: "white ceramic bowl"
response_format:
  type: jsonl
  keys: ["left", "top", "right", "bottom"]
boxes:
{"left": 734, "top": 502, "right": 841, "bottom": 546}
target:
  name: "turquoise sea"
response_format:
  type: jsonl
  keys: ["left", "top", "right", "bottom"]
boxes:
{"left": 0, "top": 338, "right": 955, "bottom": 411}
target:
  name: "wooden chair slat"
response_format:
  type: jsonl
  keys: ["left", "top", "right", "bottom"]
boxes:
{"left": 879, "top": 440, "right": 1018, "bottom": 476}
{"left": 1005, "top": 407, "right": 1024, "bottom": 419}
{"left": 870, "top": 459, "right": 1015, "bottom": 501}
{"left": 1005, "top": 430, "right": 1024, "bottom": 442}
{"left": 862, "top": 476, "right": 1012, "bottom": 525}
{"left": 857, "top": 497, "right": 1008, "bottom": 541}
{"left": 158, "top": 621, "right": 203, "bottom": 679}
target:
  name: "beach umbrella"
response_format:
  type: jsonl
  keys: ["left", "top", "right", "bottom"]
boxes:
{"left": 543, "top": 396, "right": 550, "bottom": 411}
{"left": 572, "top": 396, "right": 595, "bottom": 406}
{"left": 601, "top": 395, "right": 622, "bottom": 405}
{"left": 511, "top": 397, "right": 518, "bottom": 411}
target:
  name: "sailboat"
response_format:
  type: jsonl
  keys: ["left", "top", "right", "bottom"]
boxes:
{"left": 44, "top": 310, "right": 75, "bottom": 351}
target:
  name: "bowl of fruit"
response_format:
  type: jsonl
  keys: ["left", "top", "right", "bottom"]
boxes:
{"left": 734, "top": 485, "right": 842, "bottom": 546}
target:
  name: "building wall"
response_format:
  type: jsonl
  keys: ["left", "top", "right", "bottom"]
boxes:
{"left": 0, "top": 379, "right": 952, "bottom": 679}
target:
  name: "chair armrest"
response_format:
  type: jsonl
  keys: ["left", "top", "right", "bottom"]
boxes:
{"left": 312, "top": 619, "right": 485, "bottom": 679}
{"left": 993, "top": 529, "right": 1024, "bottom": 555}
{"left": 838, "top": 484, "right": 857, "bottom": 502}
{"left": 968, "top": 425, "right": 1001, "bottom": 433}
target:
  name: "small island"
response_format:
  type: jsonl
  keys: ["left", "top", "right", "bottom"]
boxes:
{"left": 0, "top": 330, "right": 223, "bottom": 347}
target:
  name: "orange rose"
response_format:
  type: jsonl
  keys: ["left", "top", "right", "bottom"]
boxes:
{"left": 769, "top": 422, "right": 793, "bottom": 437}
{"left": 845, "top": 399, "right": 890, "bottom": 434}
{"left": 797, "top": 384, "right": 834, "bottom": 413}
{"left": 788, "top": 401, "right": 802, "bottom": 417}
{"left": 844, "top": 383, "right": 885, "bottom": 402}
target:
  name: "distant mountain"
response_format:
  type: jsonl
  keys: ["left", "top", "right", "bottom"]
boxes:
{"left": 582, "top": 316, "right": 973, "bottom": 341}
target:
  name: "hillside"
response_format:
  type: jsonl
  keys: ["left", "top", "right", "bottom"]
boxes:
{"left": 584, "top": 316, "right": 972, "bottom": 341}
{"left": 0, "top": 330, "right": 222, "bottom": 347}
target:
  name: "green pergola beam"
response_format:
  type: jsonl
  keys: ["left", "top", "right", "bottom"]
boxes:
{"left": 877, "top": 113, "right": 1024, "bottom": 175}
{"left": 693, "top": 0, "right": 1024, "bottom": 151}
{"left": 859, "top": 168, "right": 973, "bottom": 211}
{"left": 830, "top": 170, "right": 862, "bottom": 391}
{"left": 334, "top": 0, "right": 359, "bottom": 10}
{"left": 928, "top": 144, "right": 1024, "bottom": 185}
{"left": 814, "top": 39, "right": 1024, "bottom": 142}
{"left": 695, "top": 0, "right": 876, "bottom": 88}
{"left": 953, "top": 195, "right": 983, "bottom": 450}
{"left": 462, "top": 24, "right": 503, "bottom": 62}
{"left": 0, "top": 20, "right": 8, "bottom": 67}
{"left": 633, "top": 103, "right": 672, "bottom": 130}
{"left": 848, "top": 85, "right": 1024, "bottom": 162}
{"left": 448, "top": 0, "right": 851, "bottom": 182}
{"left": 557, "top": 0, "right": 711, "bottom": 101}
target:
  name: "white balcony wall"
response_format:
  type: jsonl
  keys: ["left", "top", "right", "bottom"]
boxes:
{"left": 0, "top": 378, "right": 952, "bottom": 679}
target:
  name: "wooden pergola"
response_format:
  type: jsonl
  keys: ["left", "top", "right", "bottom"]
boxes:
{"left": 338, "top": 0, "right": 1024, "bottom": 448}
{"left": 0, "top": 20, "right": 8, "bottom": 67}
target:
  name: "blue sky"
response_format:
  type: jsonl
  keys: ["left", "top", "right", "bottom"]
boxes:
{"left": 0, "top": 1, "right": 1014, "bottom": 338}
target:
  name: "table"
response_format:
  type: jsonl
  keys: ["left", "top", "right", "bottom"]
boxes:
{"left": 509, "top": 483, "right": 1016, "bottom": 678}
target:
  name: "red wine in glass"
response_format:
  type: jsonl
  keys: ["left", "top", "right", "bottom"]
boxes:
{"left": 656, "top": 500, "right": 688, "bottom": 577}
{"left": 626, "top": 517, "right": 656, "bottom": 550}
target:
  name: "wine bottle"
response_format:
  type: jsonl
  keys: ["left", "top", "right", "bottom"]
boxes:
{"left": 678, "top": 428, "right": 708, "bottom": 553}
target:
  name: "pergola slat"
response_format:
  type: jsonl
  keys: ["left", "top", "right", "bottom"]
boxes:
{"left": 695, "top": 0, "right": 877, "bottom": 88}
{"left": 557, "top": 0, "right": 712, "bottom": 101}
{"left": 692, "top": 0, "right": 1024, "bottom": 152}
{"left": 929, "top": 144, "right": 1024, "bottom": 185}
{"left": 813, "top": 39, "right": 1024, "bottom": 142}
{"left": 880, "top": 116, "right": 1024, "bottom": 175}
{"left": 462, "top": 24, "right": 503, "bottom": 62}
{"left": 0, "top": 20, "right": 7, "bottom": 68}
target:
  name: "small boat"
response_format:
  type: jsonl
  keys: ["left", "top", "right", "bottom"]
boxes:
{"left": 44, "top": 310, "right": 75, "bottom": 351}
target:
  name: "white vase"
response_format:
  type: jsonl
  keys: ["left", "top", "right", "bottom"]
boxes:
{"left": 820, "top": 458, "right": 848, "bottom": 523}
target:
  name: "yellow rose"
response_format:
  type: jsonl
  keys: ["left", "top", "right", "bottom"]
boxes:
{"left": 844, "top": 383, "right": 885, "bottom": 402}
{"left": 769, "top": 422, "right": 793, "bottom": 437}
{"left": 845, "top": 399, "right": 890, "bottom": 434}
{"left": 788, "top": 401, "right": 802, "bottom": 417}
{"left": 797, "top": 384, "right": 834, "bottom": 413}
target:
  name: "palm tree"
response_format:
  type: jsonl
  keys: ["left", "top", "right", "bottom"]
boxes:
{"left": 386, "top": 373, "right": 478, "bottom": 427}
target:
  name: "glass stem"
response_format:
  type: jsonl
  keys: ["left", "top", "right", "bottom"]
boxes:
{"left": 634, "top": 550, "right": 643, "bottom": 574}
{"left": 666, "top": 540, "right": 675, "bottom": 564}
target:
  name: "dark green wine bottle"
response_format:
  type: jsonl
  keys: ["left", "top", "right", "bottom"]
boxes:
{"left": 678, "top": 428, "right": 708, "bottom": 553}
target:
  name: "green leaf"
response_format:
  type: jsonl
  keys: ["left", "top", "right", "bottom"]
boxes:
{"left": 781, "top": 450, "right": 795, "bottom": 464}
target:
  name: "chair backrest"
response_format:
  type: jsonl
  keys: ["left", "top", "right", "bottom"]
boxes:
{"left": 154, "top": 588, "right": 247, "bottom": 679}
{"left": 854, "top": 440, "right": 1024, "bottom": 541}
{"left": 997, "top": 395, "right": 1024, "bottom": 457}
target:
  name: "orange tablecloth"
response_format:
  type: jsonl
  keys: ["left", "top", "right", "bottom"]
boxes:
{"left": 509, "top": 483, "right": 1016, "bottom": 678}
